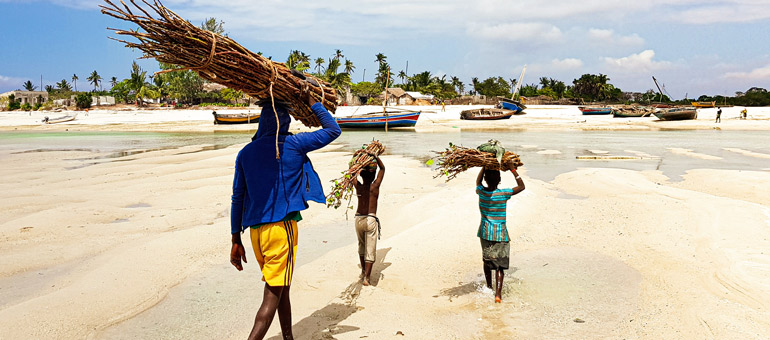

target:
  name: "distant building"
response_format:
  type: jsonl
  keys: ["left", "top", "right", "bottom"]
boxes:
{"left": 0, "top": 90, "right": 48, "bottom": 105}
{"left": 380, "top": 88, "right": 435, "bottom": 105}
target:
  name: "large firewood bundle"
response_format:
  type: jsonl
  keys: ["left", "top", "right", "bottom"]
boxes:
{"left": 433, "top": 143, "right": 523, "bottom": 181}
{"left": 101, "top": 0, "right": 337, "bottom": 127}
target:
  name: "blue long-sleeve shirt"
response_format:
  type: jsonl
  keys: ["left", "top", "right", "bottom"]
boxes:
{"left": 230, "top": 102, "right": 341, "bottom": 234}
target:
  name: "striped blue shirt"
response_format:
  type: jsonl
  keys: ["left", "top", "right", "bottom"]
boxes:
{"left": 476, "top": 185, "right": 514, "bottom": 242}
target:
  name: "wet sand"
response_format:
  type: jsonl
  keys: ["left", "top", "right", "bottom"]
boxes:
{"left": 1, "top": 107, "right": 770, "bottom": 339}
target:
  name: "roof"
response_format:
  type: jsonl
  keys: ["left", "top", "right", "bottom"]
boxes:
{"left": 405, "top": 91, "right": 434, "bottom": 100}
{"left": 384, "top": 88, "right": 407, "bottom": 97}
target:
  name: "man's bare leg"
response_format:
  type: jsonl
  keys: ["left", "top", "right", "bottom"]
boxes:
{"left": 362, "top": 261, "right": 373, "bottom": 286}
{"left": 277, "top": 285, "right": 294, "bottom": 340}
{"left": 359, "top": 255, "right": 366, "bottom": 277}
{"left": 483, "top": 265, "right": 492, "bottom": 289}
{"left": 249, "top": 284, "right": 284, "bottom": 340}
{"left": 495, "top": 269, "right": 504, "bottom": 303}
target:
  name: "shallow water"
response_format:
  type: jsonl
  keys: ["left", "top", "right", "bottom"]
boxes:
{"left": 1, "top": 130, "right": 769, "bottom": 181}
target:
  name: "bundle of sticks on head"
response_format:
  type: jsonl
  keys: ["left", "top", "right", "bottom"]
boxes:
{"left": 100, "top": 0, "right": 337, "bottom": 128}
{"left": 326, "top": 141, "right": 385, "bottom": 209}
{"left": 433, "top": 140, "right": 523, "bottom": 181}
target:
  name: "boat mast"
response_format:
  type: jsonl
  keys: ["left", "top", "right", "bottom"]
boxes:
{"left": 652, "top": 76, "right": 664, "bottom": 103}
{"left": 383, "top": 66, "right": 391, "bottom": 132}
{"left": 512, "top": 65, "right": 527, "bottom": 99}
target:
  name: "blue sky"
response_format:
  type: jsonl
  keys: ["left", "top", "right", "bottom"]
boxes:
{"left": 2, "top": 0, "right": 770, "bottom": 99}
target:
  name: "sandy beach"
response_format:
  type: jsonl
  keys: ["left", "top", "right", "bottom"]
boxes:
{"left": 1, "top": 104, "right": 770, "bottom": 339}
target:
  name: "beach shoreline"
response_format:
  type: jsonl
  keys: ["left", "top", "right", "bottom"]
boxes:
{"left": 1, "top": 108, "right": 769, "bottom": 339}
{"left": 2, "top": 104, "right": 770, "bottom": 133}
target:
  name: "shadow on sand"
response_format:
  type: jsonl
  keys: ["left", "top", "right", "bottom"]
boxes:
{"left": 268, "top": 248, "right": 392, "bottom": 340}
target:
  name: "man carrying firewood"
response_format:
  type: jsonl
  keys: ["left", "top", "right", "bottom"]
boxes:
{"left": 475, "top": 161, "right": 525, "bottom": 303}
{"left": 354, "top": 154, "right": 385, "bottom": 286}
{"left": 229, "top": 81, "right": 341, "bottom": 340}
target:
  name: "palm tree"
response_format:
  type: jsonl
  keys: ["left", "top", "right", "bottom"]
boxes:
{"left": 110, "top": 77, "right": 118, "bottom": 89}
{"left": 374, "top": 53, "right": 387, "bottom": 66}
{"left": 333, "top": 49, "right": 344, "bottom": 61}
{"left": 344, "top": 59, "right": 355, "bottom": 74}
{"left": 87, "top": 70, "right": 102, "bottom": 91}
{"left": 314, "top": 57, "right": 325, "bottom": 74}
{"left": 129, "top": 62, "right": 158, "bottom": 106}
{"left": 57, "top": 79, "right": 72, "bottom": 91}
{"left": 72, "top": 74, "right": 79, "bottom": 92}
{"left": 398, "top": 70, "right": 407, "bottom": 85}
{"left": 451, "top": 76, "right": 463, "bottom": 95}
{"left": 44, "top": 85, "right": 54, "bottom": 93}
{"left": 471, "top": 77, "right": 479, "bottom": 95}
{"left": 23, "top": 80, "right": 37, "bottom": 91}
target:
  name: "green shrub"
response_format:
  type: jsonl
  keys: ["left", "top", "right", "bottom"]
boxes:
{"left": 75, "top": 92, "right": 92, "bottom": 109}
{"left": 20, "top": 103, "right": 32, "bottom": 111}
{"left": 33, "top": 103, "right": 43, "bottom": 111}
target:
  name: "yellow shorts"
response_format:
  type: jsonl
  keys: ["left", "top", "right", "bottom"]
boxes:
{"left": 250, "top": 220, "right": 298, "bottom": 286}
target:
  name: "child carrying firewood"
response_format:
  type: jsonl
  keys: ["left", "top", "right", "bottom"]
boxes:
{"left": 354, "top": 153, "right": 385, "bottom": 286}
{"left": 475, "top": 160, "right": 524, "bottom": 303}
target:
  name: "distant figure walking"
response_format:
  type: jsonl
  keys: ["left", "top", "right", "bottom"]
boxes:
{"left": 715, "top": 107, "right": 722, "bottom": 123}
{"left": 354, "top": 154, "right": 385, "bottom": 286}
{"left": 741, "top": 108, "right": 748, "bottom": 120}
{"left": 475, "top": 163, "right": 525, "bottom": 303}
{"left": 441, "top": 101, "right": 446, "bottom": 112}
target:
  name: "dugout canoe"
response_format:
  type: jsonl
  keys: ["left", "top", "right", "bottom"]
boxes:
{"left": 460, "top": 108, "right": 516, "bottom": 120}
{"left": 212, "top": 112, "right": 260, "bottom": 124}
{"left": 578, "top": 106, "right": 613, "bottom": 115}
{"left": 335, "top": 111, "right": 421, "bottom": 128}
{"left": 654, "top": 107, "right": 698, "bottom": 121}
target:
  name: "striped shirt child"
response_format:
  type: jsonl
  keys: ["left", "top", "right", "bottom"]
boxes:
{"left": 476, "top": 185, "right": 514, "bottom": 242}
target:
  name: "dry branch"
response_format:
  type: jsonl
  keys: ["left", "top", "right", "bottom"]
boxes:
{"left": 326, "top": 141, "right": 386, "bottom": 209}
{"left": 433, "top": 144, "right": 523, "bottom": 181}
{"left": 100, "top": 0, "right": 337, "bottom": 127}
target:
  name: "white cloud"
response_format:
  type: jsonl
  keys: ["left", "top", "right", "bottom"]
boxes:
{"left": 466, "top": 22, "right": 563, "bottom": 43}
{"left": 603, "top": 50, "right": 672, "bottom": 73}
{"left": 723, "top": 64, "right": 770, "bottom": 80}
{"left": 676, "top": 3, "right": 770, "bottom": 24}
{"left": 588, "top": 28, "right": 644, "bottom": 46}
{"left": 551, "top": 58, "right": 583, "bottom": 70}
{"left": 0, "top": 75, "right": 26, "bottom": 92}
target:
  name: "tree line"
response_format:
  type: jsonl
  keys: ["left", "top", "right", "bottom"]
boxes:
{"left": 8, "top": 17, "right": 770, "bottom": 110}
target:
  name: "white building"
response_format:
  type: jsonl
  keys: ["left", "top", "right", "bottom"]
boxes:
{"left": 0, "top": 90, "right": 49, "bottom": 105}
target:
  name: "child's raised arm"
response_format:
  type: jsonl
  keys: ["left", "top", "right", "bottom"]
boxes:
{"left": 476, "top": 167, "right": 485, "bottom": 187}
{"left": 509, "top": 164, "right": 525, "bottom": 195}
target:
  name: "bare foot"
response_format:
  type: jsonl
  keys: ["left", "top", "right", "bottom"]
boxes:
{"left": 495, "top": 296, "right": 502, "bottom": 303}
{"left": 362, "top": 278, "right": 370, "bottom": 286}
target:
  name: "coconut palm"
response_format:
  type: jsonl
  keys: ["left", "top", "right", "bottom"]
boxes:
{"left": 344, "top": 59, "right": 355, "bottom": 74}
{"left": 451, "top": 76, "right": 463, "bottom": 95}
{"left": 398, "top": 70, "right": 407, "bottom": 85}
{"left": 23, "top": 80, "right": 37, "bottom": 91}
{"left": 333, "top": 49, "right": 344, "bottom": 61}
{"left": 72, "top": 74, "right": 79, "bottom": 92}
{"left": 286, "top": 50, "right": 310, "bottom": 72}
{"left": 44, "top": 85, "right": 54, "bottom": 93}
{"left": 128, "top": 62, "right": 159, "bottom": 106}
{"left": 314, "top": 57, "right": 325, "bottom": 74}
{"left": 57, "top": 79, "right": 72, "bottom": 91}
{"left": 110, "top": 77, "right": 118, "bottom": 89}
{"left": 87, "top": 70, "right": 102, "bottom": 91}
{"left": 374, "top": 53, "right": 387, "bottom": 66}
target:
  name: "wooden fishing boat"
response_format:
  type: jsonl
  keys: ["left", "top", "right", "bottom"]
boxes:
{"left": 335, "top": 110, "right": 421, "bottom": 128}
{"left": 578, "top": 106, "right": 613, "bottom": 115}
{"left": 497, "top": 97, "right": 527, "bottom": 114}
{"left": 42, "top": 113, "right": 77, "bottom": 124}
{"left": 691, "top": 101, "right": 716, "bottom": 108}
{"left": 212, "top": 112, "right": 260, "bottom": 124}
{"left": 460, "top": 108, "right": 516, "bottom": 120}
{"left": 654, "top": 107, "right": 698, "bottom": 121}
{"left": 612, "top": 106, "right": 655, "bottom": 118}
{"left": 651, "top": 103, "right": 675, "bottom": 109}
